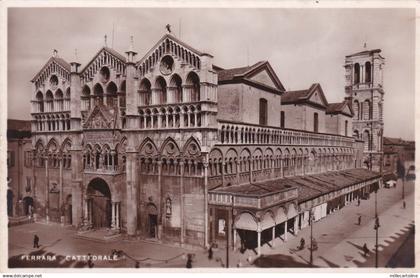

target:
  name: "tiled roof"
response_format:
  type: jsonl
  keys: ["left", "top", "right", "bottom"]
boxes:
{"left": 53, "top": 57, "right": 71, "bottom": 71}
{"left": 31, "top": 56, "right": 71, "bottom": 82}
{"left": 326, "top": 101, "right": 353, "bottom": 116}
{"left": 384, "top": 137, "right": 406, "bottom": 146}
{"left": 215, "top": 61, "right": 266, "bottom": 82}
{"left": 282, "top": 83, "right": 321, "bottom": 105}
{"left": 210, "top": 168, "right": 381, "bottom": 203}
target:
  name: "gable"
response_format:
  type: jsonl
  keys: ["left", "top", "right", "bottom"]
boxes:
{"left": 32, "top": 57, "right": 71, "bottom": 90}
{"left": 137, "top": 34, "right": 205, "bottom": 77}
{"left": 81, "top": 48, "right": 126, "bottom": 83}
{"left": 83, "top": 105, "right": 117, "bottom": 130}
{"left": 342, "top": 104, "right": 352, "bottom": 116}
{"left": 309, "top": 90, "right": 325, "bottom": 106}
{"left": 249, "top": 69, "right": 278, "bottom": 90}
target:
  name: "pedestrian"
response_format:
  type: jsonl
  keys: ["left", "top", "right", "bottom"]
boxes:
{"left": 135, "top": 261, "right": 140, "bottom": 268}
{"left": 358, "top": 198, "right": 361, "bottom": 206}
{"left": 362, "top": 243, "right": 369, "bottom": 257}
{"left": 33, "top": 234, "right": 40, "bottom": 248}
{"left": 87, "top": 253, "right": 94, "bottom": 268}
{"left": 358, "top": 215, "right": 362, "bottom": 225}
{"left": 208, "top": 245, "right": 213, "bottom": 260}
{"left": 403, "top": 201, "right": 406, "bottom": 209}
{"left": 186, "top": 254, "right": 192, "bottom": 268}
{"left": 299, "top": 238, "right": 305, "bottom": 250}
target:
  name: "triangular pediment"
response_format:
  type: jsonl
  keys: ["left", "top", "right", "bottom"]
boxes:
{"left": 137, "top": 34, "right": 207, "bottom": 76}
{"left": 80, "top": 47, "right": 126, "bottom": 81}
{"left": 83, "top": 104, "right": 118, "bottom": 130}
{"left": 31, "top": 57, "right": 71, "bottom": 85}
{"left": 342, "top": 103, "right": 352, "bottom": 115}
{"left": 243, "top": 62, "right": 286, "bottom": 92}
{"left": 307, "top": 84, "right": 328, "bottom": 108}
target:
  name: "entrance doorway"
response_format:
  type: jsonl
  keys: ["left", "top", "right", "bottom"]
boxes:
{"left": 23, "top": 196, "right": 34, "bottom": 216}
{"left": 87, "top": 178, "right": 112, "bottom": 229}
{"left": 146, "top": 203, "right": 158, "bottom": 238}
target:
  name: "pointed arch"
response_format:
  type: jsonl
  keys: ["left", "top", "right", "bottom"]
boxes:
{"left": 186, "top": 71, "right": 200, "bottom": 102}
{"left": 169, "top": 74, "right": 183, "bottom": 103}
{"left": 160, "top": 137, "right": 181, "bottom": 158}
{"left": 182, "top": 136, "right": 201, "bottom": 157}
{"left": 46, "top": 138, "right": 59, "bottom": 153}
{"left": 138, "top": 137, "right": 159, "bottom": 157}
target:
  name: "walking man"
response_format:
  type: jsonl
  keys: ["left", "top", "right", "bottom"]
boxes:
{"left": 403, "top": 201, "right": 406, "bottom": 209}
{"left": 186, "top": 254, "right": 193, "bottom": 268}
{"left": 33, "top": 234, "right": 40, "bottom": 248}
{"left": 208, "top": 245, "right": 213, "bottom": 260}
{"left": 358, "top": 198, "right": 361, "bottom": 206}
{"left": 358, "top": 215, "right": 362, "bottom": 226}
{"left": 362, "top": 243, "right": 369, "bottom": 257}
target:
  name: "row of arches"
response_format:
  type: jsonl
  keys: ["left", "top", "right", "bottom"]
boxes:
{"left": 208, "top": 147, "right": 354, "bottom": 186}
{"left": 138, "top": 104, "right": 202, "bottom": 129}
{"left": 138, "top": 71, "right": 200, "bottom": 106}
{"left": 138, "top": 137, "right": 202, "bottom": 177}
{"left": 83, "top": 140, "right": 127, "bottom": 173}
{"left": 219, "top": 123, "right": 354, "bottom": 148}
{"left": 81, "top": 80, "right": 126, "bottom": 110}
{"left": 33, "top": 113, "right": 70, "bottom": 132}
{"left": 34, "top": 138, "right": 72, "bottom": 169}
{"left": 137, "top": 38, "right": 201, "bottom": 76}
{"left": 34, "top": 88, "right": 70, "bottom": 113}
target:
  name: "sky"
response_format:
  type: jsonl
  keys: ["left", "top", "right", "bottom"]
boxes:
{"left": 7, "top": 7, "right": 415, "bottom": 140}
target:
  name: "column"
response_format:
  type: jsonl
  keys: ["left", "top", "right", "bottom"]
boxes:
{"left": 157, "top": 160, "right": 163, "bottom": 240}
{"left": 204, "top": 159, "right": 209, "bottom": 247}
{"left": 180, "top": 161, "right": 185, "bottom": 245}
{"left": 280, "top": 158, "right": 284, "bottom": 178}
{"left": 126, "top": 152, "right": 138, "bottom": 236}
{"left": 233, "top": 228, "right": 237, "bottom": 251}
{"left": 221, "top": 162, "right": 225, "bottom": 186}
{"left": 45, "top": 154, "right": 50, "bottom": 223}
{"left": 59, "top": 156, "right": 63, "bottom": 220}
{"left": 284, "top": 220, "right": 288, "bottom": 241}
{"left": 257, "top": 223, "right": 262, "bottom": 256}
{"left": 116, "top": 202, "right": 120, "bottom": 230}
{"left": 111, "top": 201, "right": 116, "bottom": 229}
{"left": 272, "top": 226, "right": 276, "bottom": 247}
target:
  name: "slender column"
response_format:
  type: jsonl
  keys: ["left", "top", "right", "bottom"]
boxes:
{"left": 157, "top": 160, "right": 163, "bottom": 240}
{"left": 233, "top": 228, "right": 237, "bottom": 251}
{"left": 280, "top": 158, "right": 284, "bottom": 178}
{"left": 194, "top": 112, "right": 197, "bottom": 127}
{"left": 235, "top": 161, "right": 240, "bottom": 184}
{"left": 116, "top": 202, "right": 120, "bottom": 230}
{"left": 111, "top": 201, "right": 116, "bottom": 229}
{"left": 59, "top": 156, "right": 63, "bottom": 212}
{"left": 45, "top": 154, "right": 50, "bottom": 223}
{"left": 249, "top": 159, "right": 253, "bottom": 182}
{"left": 257, "top": 223, "right": 262, "bottom": 256}
{"left": 284, "top": 220, "right": 288, "bottom": 241}
{"left": 204, "top": 159, "right": 209, "bottom": 247}
{"left": 271, "top": 225, "right": 276, "bottom": 247}
{"left": 221, "top": 162, "right": 226, "bottom": 186}
{"left": 180, "top": 161, "right": 185, "bottom": 245}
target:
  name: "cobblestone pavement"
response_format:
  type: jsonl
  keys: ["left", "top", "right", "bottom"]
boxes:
{"left": 8, "top": 180, "right": 414, "bottom": 268}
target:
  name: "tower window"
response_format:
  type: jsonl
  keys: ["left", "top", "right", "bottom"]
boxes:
{"left": 365, "top": 62, "right": 372, "bottom": 83}
{"left": 259, "top": 98, "right": 268, "bottom": 126}
{"left": 280, "top": 111, "right": 285, "bottom": 128}
{"left": 313, "top": 112, "right": 319, "bottom": 133}
{"left": 354, "top": 63, "right": 360, "bottom": 84}
{"left": 345, "top": 120, "right": 348, "bottom": 136}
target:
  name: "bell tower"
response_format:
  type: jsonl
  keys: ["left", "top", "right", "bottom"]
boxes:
{"left": 344, "top": 48, "right": 385, "bottom": 172}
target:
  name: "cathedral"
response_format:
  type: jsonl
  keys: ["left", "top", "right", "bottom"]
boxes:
{"left": 26, "top": 31, "right": 383, "bottom": 253}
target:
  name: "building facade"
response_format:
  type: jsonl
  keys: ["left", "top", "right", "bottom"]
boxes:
{"left": 26, "top": 33, "right": 382, "bottom": 253}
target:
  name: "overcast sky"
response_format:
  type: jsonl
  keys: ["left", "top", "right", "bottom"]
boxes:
{"left": 7, "top": 8, "right": 415, "bottom": 140}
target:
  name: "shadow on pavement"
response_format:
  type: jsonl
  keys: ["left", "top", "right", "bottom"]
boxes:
{"left": 253, "top": 253, "right": 314, "bottom": 268}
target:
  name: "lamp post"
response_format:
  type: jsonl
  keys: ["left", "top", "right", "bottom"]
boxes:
{"left": 374, "top": 186, "right": 380, "bottom": 268}
{"left": 309, "top": 209, "right": 315, "bottom": 266}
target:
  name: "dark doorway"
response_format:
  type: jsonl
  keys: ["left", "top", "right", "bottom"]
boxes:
{"left": 237, "top": 229, "right": 257, "bottom": 250}
{"left": 148, "top": 214, "right": 158, "bottom": 238}
{"left": 87, "top": 178, "right": 112, "bottom": 229}
{"left": 287, "top": 218, "right": 295, "bottom": 234}
{"left": 65, "top": 195, "right": 72, "bottom": 225}
{"left": 7, "top": 189, "right": 13, "bottom": 217}
{"left": 23, "top": 196, "right": 34, "bottom": 216}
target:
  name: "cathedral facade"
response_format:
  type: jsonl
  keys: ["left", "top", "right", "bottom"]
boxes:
{"left": 27, "top": 33, "right": 382, "bottom": 252}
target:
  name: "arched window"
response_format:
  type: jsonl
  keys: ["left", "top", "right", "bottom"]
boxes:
{"left": 82, "top": 85, "right": 91, "bottom": 111}
{"left": 155, "top": 76, "right": 167, "bottom": 104}
{"left": 313, "top": 112, "right": 319, "bottom": 133}
{"left": 354, "top": 63, "right": 360, "bottom": 84}
{"left": 45, "top": 90, "right": 54, "bottom": 112}
{"left": 259, "top": 98, "right": 268, "bottom": 126}
{"left": 165, "top": 197, "right": 172, "bottom": 217}
{"left": 139, "top": 79, "right": 152, "bottom": 106}
{"left": 55, "top": 89, "right": 63, "bottom": 111}
{"left": 106, "top": 82, "right": 117, "bottom": 107}
{"left": 365, "top": 61, "right": 371, "bottom": 83}
{"left": 363, "top": 100, "right": 371, "bottom": 120}
{"left": 169, "top": 74, "right": 183, "bottom": 103}
{"left": 93, "top": 84, "right": 104, "bottom": 105}
{"left": 345, "top": 120, "right": 348, "bottom": 136}
{"left": 186, "top": 72, "right": 200, "bottom": 102}
{"left": 353, "top": 100, "right": 359, "bottom": 120}
{"left": 99, "top": 67, "right": 110, "bottom": 83}
{"left": 280, "top": 111, "right": 285, "bottom": 128}
{"left": 36, "top": 91, "right": 44, "bottom": 112}
{"left": 363, "top": 130, "right": 371, "bottom": 151}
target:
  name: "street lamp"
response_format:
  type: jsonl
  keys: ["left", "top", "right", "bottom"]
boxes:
{"left": 309, "top": 209, "right": 315, "bottom": 266}
{"left": 374, "top": 186, "right": 380, "bottom": 268}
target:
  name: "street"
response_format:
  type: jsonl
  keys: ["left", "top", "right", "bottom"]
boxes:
{"left": 8, "top": 180, "right": 415, "bottom": 268}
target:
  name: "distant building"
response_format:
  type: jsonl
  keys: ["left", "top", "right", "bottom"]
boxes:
{"left": 7, "top": 119, "right": 33, "bottom": 217}
{"left": 383, "top": 137, "right": 415, "bottom": 174}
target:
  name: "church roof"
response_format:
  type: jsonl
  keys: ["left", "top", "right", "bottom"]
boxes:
{"left": 31, "top": 56, "right": 71, "bottom": 82}
{"left": 282, "top": 83, "right": 328, "bottom": 108}
{"left": 326, "top": 101, "right": 353, "bottom": 117}
{"left": 345, "top": 49, "right": 381, "bottom": 58}
{"left": 80, "top": 47, "right": 126, "bottom": 74}
{"left": 215, "top": 61, "right": 286, "bottom": 93}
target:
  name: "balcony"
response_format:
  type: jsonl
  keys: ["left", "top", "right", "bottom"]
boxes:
{"left": 218, "top": 120, "right": 354, "bottom": 148}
